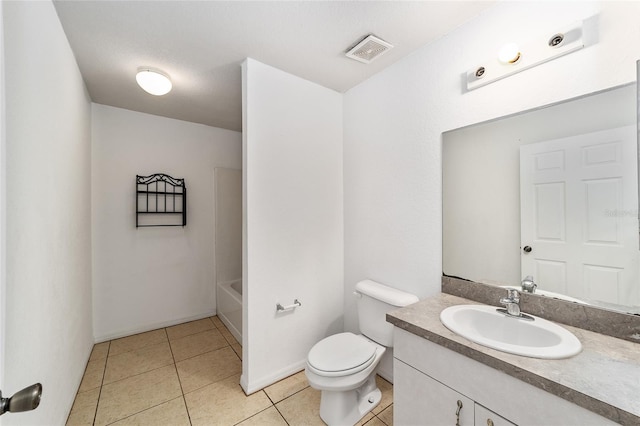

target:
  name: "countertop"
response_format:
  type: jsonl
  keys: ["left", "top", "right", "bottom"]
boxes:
{"left": 387, "top": 293, "right": 640, "bottom": 425}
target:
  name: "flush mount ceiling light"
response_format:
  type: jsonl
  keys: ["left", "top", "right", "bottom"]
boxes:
{"left": 345, "top": 34, "right": 394, "bottom": 64}
{"left": 465, "top": 20, "right": 585, "bottom": 91}
{"left": 136, "top": 68, "right": 172, "bottom": 96}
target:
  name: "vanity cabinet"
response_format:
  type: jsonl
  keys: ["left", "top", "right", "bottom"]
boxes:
{"left": 393, "top": 328, "right": 616, "bottom": 426}
{"left": 395, "top": 360, "right": 514, "bottom": 426}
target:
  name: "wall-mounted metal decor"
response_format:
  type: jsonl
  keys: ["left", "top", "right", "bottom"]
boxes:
{"left": 136, "top": 173, "right": 186, "bottom": 227}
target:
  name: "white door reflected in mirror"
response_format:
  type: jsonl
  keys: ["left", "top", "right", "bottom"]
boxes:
{"left": 519, "top": 125, "right": 639, "bottom": 307}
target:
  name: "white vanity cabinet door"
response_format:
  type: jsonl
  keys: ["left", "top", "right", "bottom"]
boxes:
{"left": 395, "top": 359, "right": 474, "bottom": 426}
{"left": 474, "top": 404, "right": 516, "bottom": 426}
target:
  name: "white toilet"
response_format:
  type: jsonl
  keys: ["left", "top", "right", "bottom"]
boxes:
{"left": 305, "top": 279, "right": 419, "bottom": 426}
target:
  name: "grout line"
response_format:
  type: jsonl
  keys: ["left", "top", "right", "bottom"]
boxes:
{"left": 166, "top": 327, "right": 193, "bottom": 426}
{"left": 92, "top": 341, "right": 110, "bottom": 425}
{"left": 102, "top": 396, "right": 185, "bottom": 426}
{"left": 272, "top": 384, "right": 310, "bottom": 405}
{"left": 172, "top": 343, "right": 232, "bottom": 364}
{"left": 272, "top": 403, "right": 291, "bottom": 426}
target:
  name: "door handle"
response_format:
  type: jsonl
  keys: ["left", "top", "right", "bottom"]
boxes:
{"left": 523, "top": 245, "right": 532, "bottom": 253}
{"left": 0, "top": 383, "right": 42, "bottom": 416}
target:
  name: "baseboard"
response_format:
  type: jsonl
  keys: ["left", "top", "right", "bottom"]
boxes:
{"left": 94, "top": 310, "right": 216, "bottom": 343}
{"left": 241, "top": 360, "right": 307, "bottom": 395}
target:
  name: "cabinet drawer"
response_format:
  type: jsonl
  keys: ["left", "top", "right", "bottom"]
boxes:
{"left": 475, "top": 404, "right": 515, "bottom": 426}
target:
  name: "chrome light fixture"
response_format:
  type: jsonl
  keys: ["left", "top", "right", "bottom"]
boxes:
{"left": 0, "top": 383, "right": 42, "bottom": 416}
{"left": 466, "top": 20, "right": 585, "bottom": 91}
{"left": 136, "top": 67, "right": 172, "bottom": 96}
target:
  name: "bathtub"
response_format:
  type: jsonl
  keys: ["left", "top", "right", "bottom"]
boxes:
{"left": 216, "top": 279, "right": 242, "bottom": 344}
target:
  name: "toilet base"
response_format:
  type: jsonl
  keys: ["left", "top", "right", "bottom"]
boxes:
{"left": 319, "top": 373, "right": 381, "bottom": 426}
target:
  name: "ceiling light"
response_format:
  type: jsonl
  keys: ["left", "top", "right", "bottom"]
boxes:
{"left": 136, "top": 68, "right": 172, "bottom": 96}
{"left": 498, "top": 43, "right": 521, "bottom": 64}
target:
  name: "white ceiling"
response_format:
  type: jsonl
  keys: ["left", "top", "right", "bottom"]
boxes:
{"left": 53, "top": 1, "right": 496, "bottom": 132}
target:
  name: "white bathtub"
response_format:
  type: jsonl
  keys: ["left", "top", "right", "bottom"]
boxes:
{"left": 216, "top": 279, "right": 242, "bottom": 344}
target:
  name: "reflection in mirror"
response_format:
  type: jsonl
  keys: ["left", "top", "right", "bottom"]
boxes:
{"left": 443, "top": 82, "right": 639, "bottom": 314}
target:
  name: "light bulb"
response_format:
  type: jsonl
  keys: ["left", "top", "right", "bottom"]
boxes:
{"left": 498, "top": 43, "right": 521, "bottom": 64}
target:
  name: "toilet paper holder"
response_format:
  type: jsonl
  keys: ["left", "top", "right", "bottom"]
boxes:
{"left": 276, "top": 299, "right": 302, "bottom": 313}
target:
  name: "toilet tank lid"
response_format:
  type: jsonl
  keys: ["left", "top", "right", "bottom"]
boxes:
{"left": 355, "top": 280, "right": 419, "bottom": 307}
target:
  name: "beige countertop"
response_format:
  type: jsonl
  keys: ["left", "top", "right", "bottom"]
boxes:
{"left": 387, "top": 293, "right": 640, "bottom": 426}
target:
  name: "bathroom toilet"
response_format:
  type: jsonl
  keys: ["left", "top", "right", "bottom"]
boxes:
{"left": 305, "top": 280, "right": 419, "bottom": 426}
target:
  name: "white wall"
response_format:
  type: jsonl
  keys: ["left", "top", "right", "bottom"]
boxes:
{"left": 215, "top": 168, "right": 242, "bottom": 284}
{"left": 3, "top": 1, "right": 93, "bottom": 424}
{"left": 242, "top": 58, "right": 343, "bottom": 393}
{"left": 0, "top": 0, "right": 6, "bottom": 399}
{"left": 91, "top": 104, "right": 241, "bottom": 341}
{"left": 344, "top": 1, "right": 640, "bottom": 333}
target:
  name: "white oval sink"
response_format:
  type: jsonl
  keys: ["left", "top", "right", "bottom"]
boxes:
{"left": 440, "top": 305, "right": 582, "bottom": 359}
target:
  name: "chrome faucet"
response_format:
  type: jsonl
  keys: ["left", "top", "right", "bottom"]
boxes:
{"left": 499, "top": 289, "right": 521, "bottom": 316}
{"left": 498, "top": 289, "right": 534, "bottom": 321}
{"left": 521, "top": 275, "right": 537, "bottom": 293}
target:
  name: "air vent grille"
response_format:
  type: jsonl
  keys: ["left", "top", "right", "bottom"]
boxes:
{"left": 346, "top": 35, "right": 393, "bottom": 64}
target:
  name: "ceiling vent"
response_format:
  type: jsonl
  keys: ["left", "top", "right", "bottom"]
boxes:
{"left": 345, "top": 34, "right": 393, "bottom": 64}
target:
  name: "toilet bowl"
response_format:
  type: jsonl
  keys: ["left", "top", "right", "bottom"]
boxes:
{"left": 305, "top": 280, "right": 419, "bottom": 426}
{"left": 305, "top": 332, "right": 385, "bottom": 425}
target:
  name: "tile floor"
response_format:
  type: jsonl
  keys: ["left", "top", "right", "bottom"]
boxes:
{"left": 67, "top": 316, "right": 394, "bottom": 425}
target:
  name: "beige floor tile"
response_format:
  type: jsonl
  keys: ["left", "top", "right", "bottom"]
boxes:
{"left": 110, "top": 397, "right": 190, "bottom": 426}
{"left": 231, "top": 342, "right": 243, "bottom": 360}
{"left": 89, "top": 342, "right": 110, "bottom": 362}
{"left": 372, "top": 375, "right": 393, "bottom": 415}
{"left": 103, "top": 341, "right": 174, "bottom": 385}
{"left": 364, "top": 416, "right": 387, "bottom": 426}
{"left": 166, "top": 318, "right": 214, "bottom": 341}
{"left": 355, "top": 412, "right": 375, "bottom": 426}
{"left": 236, "top": 406, "right": 288, "bottom": 425}
{"left": 219, "top": 326, "right": 240, "bottom": 345}
{"left": 109, "top": 329, "right": 167, "bottom": 357}
{"left": 378, "top": 404, "right": 393, "bottom": 426}
{"left": 176, "top": 346, "right": 241, "bottom": 393}
{"left": 276, "top": 386, "right": 324, "bottom": 426}
{"left": 264, "top": 370, "right": 309, "bottom": 403}
{"left": 94, "top": 365, "right": 182, "bottom": 426}
{"left": 185, "top": 374, "right": 272, "bottom": 426}
{"left": 78, "top": 357, "right": 107, "bottom": 393}
{"left": 210, "top": 315, "right": 225, "bottom": 329}
{"left": 66, "top": 387, "right": 100, "bottom": 425}
{"left": 169, "top": 328, "right": 228, "bottom": 362}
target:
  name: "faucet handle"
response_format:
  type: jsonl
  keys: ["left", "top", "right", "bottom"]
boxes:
{"left": 506, "top": 289, "right": 520, "bottom": 302}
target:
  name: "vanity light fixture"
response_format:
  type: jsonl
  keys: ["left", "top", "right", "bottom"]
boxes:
{"left": 136, "top": 67, "right": 172, "bottom": 96}
{"left": 466, "top": 20, "right": 585, "bottom": 91}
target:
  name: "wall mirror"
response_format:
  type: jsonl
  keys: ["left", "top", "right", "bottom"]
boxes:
{"left": 443, "top": 78, "right": 639, "bottom": 315}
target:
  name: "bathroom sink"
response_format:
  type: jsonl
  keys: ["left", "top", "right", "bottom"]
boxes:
{"left": 440, "top": 305, "right": 582, "bottom": 359}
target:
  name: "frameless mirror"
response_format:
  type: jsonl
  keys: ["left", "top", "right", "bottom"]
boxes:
{"left": 443, "top": 80, "right": 639, "bottom": 315}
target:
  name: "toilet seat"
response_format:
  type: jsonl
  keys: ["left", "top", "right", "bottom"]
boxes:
{"left": 307, "top": 332, "right": 378, "bottom": 377}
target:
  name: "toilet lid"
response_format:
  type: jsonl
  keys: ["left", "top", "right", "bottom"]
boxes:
{"left": 307, "top": 332, "right": 377, "bottom": 376}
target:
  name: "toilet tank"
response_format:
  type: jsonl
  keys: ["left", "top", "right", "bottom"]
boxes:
{"left": 355, "top": 280, "right": 419, "bottom": 347}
